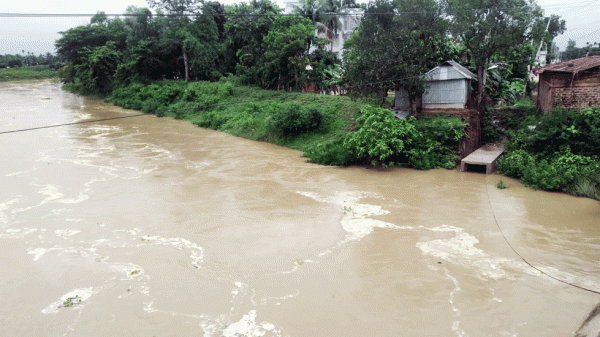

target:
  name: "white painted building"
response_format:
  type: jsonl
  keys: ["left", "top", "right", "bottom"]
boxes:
{"left": 283, "top": 1, "right": 363, "bottom": 60}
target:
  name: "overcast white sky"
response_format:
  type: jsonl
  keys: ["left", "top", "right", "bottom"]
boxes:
{"left": 1, "top": 0, "right": 599, "bottom": 56}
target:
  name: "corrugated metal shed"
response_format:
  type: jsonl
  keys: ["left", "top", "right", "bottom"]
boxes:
{"left": 533, "top": 56, "right": 600, "bottom": 75}
{"left": 424, "top": 60, "right": 476, "bottom": 81}
{"left": 394, "top": 60, "right": 475, "bottom": 112}
{"left": 422, "top": 60, "right": 475, "bottom": 109}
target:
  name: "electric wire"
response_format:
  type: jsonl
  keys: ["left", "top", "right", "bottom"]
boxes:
{"left": 484, "top": 176, "right": 600, "bottom": 295}
{"left": 0, "top": 6, "right": 566, "bottom": 18}
{"left": 0, "top": 93, "right": 301, "bottom": 135}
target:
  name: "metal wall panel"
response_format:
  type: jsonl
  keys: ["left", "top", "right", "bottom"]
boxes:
{"left": 423, "top": 79, "right": 467, "bottom": 108}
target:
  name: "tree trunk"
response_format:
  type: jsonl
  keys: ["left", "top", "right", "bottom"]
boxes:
{"left": 183, "top": 49, "right": 189, "bottom": 81}
{"left": 476, "top": 65, "right": 487, "bottom": 109}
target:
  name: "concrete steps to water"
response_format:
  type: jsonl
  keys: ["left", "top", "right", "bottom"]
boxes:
{"left": 460, "top": 143, "right": 504, "bottom": 174}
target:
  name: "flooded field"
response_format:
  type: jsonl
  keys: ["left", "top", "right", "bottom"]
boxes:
{"left": 1, "top": 80, "right": 599, "bottom": 336}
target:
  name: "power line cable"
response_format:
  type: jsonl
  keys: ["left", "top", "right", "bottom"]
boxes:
{"left": 0, "top": 93, "right": 301, "bottom": 135}
{"left": 0, "top": 6, "right": 561, "bottom": 18}
{"left": 484, "top": 176, "right": 600, "bottom": 295}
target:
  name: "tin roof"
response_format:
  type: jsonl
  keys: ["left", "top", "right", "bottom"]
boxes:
{"left": 533, "top": 56, "right": 600, "bottom": 75}
{"left": 424, "top": 60, "right": 476, "bottom": 80}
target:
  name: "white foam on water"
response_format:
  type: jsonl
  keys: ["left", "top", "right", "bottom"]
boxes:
{"left": 39, "top": 185, "right": 64, "bottom": 204}
{"left": 222, "top": 310, "right": 282, "bottom": 337}
{"left": 41, "top": 287, "right": 94, "bottom": 314}
{"left": 27, "top": 246, "right": 97, "bottom": 261}
{"left": 0, "top": 197, "right": 20, "bottom": 224}
{"left": 139, "top": 235, "right": 204, "bottom": 268}
{"left": 5, "top": 171, "right": 28, "bottom": 177}
{"left": 55, "top": 229, "right": 80, "bottom": 237}
{"left": 1, "top": 227, "right": 38, "bottom": 239}
{"left": 109, "top": 263, "right": 145, "bottom": 280}
{"left": 143, "top": 301, "right": 157, "bottom": 313}
{"left": 28, "top": 247, "right": 48, "bottom": 261}
{"left": 184, "top": 160, "right": 213, "bottom": 170}
{"left": 416, "top": 226, "right": 514, "bottom": 280}
{"left": 58, "top": 191, "right": 89, "bottom": 204}
{"left": 297, "top": 190, "right": 410, "bottom": 242}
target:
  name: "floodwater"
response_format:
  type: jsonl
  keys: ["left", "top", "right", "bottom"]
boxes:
{"left": 1, "top": 80, "right": 599, "bottom": 337}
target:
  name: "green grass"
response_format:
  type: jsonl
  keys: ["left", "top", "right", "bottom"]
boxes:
{"left": 106, "top": 79, "right": 363, "bottom": 163}
{"left": 0, "top": 66, "right": 57, "bottom": 81}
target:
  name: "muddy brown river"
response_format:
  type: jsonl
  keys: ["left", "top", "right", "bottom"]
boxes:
{"left": 1, "top": 80, "right": 599, "bottom": 336}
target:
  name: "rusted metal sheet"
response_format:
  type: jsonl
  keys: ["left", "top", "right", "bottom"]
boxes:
{"left": 534, "top": 56, "right": 600, "bottom": 75}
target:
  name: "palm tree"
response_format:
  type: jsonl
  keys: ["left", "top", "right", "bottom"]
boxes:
{"left": 292, "top": 0, "right": 323, "bottom": 24}
{"left": 318, "top": 0, "right": 346, "bottom": 53}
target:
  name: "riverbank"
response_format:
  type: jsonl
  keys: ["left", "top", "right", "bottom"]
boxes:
{"left": 63, "top": 78, "right": 466, "bottom": 169}
{"left": 60, "top": 79, "right": 600, "bottom": 201}
{"left": 489, "top": 101, "right": 600, "bottom": 201}
{"left": 0, "top": 66, "right": 57, "bottom": 82}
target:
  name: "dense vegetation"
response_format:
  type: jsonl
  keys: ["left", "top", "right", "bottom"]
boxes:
{"left": 484, "top": 100, "right": 600, "bottom": 200}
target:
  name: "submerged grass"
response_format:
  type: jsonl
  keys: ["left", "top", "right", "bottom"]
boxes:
{"left": 0, "top": 66, "right": 57, "bottom": 81}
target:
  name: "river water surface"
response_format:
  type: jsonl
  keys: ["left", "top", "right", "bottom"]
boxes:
{"left": 1, "top": 80, "right": 600, "bottom": 336}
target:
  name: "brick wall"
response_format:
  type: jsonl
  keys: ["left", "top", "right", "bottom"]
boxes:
{"left": 552, "top": 84, "right": 600, "bottom": 110}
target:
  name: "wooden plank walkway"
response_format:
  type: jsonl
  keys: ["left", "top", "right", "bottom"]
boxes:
{"left": 460, "top": 143, "right": 504, "bottom": 174}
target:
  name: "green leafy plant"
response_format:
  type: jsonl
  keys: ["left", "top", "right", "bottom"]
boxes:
{"left": 344, "top": 105, "right": 419, "bottom": 166}
{"left": 63, "top": 295, "right": 81, "bottom": 308}
{"left": 496, "top": 180, "right": 508, "bottom": 189}
{"left": 272, "top": 102, "right": 323, "bottom": 136}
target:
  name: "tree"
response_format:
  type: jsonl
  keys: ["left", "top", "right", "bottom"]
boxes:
{"left": 442, "top": 0, "right": 544, "bottom": 108}
{"left": 224, "top": 0, "right": 282, "bottom": 83}
{"left": 292, "top": 0, "right": 323, "bottom": 24}
{"left": 262, "top": 15, "right": 317, "bottom": 90}
{"left": 148, "top": 0, "right": 203, "bottom": 80}
{"left": 532, "top": 14, "right": 566, "bottom": 57}
{"left": 344, "top": 0, "right": 456, "bottom": 108}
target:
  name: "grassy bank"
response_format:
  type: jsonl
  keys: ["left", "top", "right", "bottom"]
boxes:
{"left": 0, "top": 66, "right": 57, "bottom": 81}
{"left": 99, "top": 78, "right": 466, "bottom": 169}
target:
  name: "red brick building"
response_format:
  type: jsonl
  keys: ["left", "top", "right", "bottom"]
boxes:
{"left": 534, "top": 56, "right": 600, "bottom": 113}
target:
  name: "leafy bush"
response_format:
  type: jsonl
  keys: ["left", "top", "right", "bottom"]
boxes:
{"left": 303, "top": 133, "right": 354, "bottom": 166}
{"left": 272, "top": 103, "right": 323, "bottom": 136}
{"left": 499, "top": 146, "right": 600, "bottom": 198}
{"left": 410, "top": 116, "right": 466, "bottom": 170}
{"left": 515, "top": 107, "right": 600, "bottom": 157}
{"left": 497, "top": 149, "right": 535, "bottom": 179}
{"left": 344, "top": 105, "right": 419, "bottom": 166}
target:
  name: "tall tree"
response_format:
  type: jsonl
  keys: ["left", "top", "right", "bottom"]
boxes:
{"left": 442, "top": 0, "right": 544, "bottom": 108}
{"left": 147, "top": 0, "right": 203, "bottom": 80}
{"left": 344, "top": 0, "right": 455, "bottom": 108}
{"left": 224, "top": 0, "right": 282, "bottom": 82}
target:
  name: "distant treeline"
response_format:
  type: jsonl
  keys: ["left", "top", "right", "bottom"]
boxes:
{"left": 560, "top": 40, "right": 600, "bottom": 62}
{"left": 0, "top": 53, "right": 61, "bottom": 70}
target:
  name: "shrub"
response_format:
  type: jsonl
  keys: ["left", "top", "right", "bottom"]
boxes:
{"left": 497, "top": 149, "right": 535, "bottom": 179}
{"left": 272, "top": 103, "right": 323, "bottom": 136}
{"left": 519, "top": 107, "right": 600, "bottom": 157}
{"left": 303, "top": 133, "right": 354, "bottom": 166}
{"left": 410, "top": 116, "right": 466, "bottom": 170}
{"left": 344, "top": 105, "right": 419, "bottom": 166}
